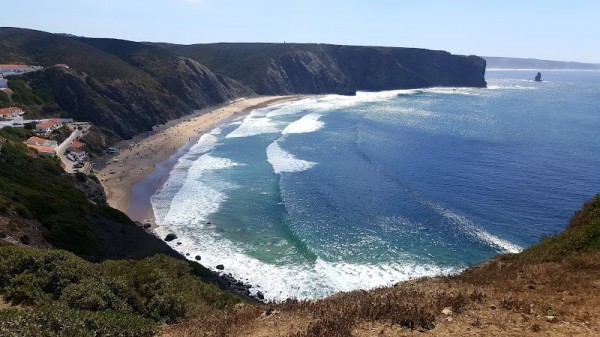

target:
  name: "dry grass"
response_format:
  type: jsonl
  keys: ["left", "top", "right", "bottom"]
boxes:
{"left": 159, "top": 251, "right": 600, "bottom": 337}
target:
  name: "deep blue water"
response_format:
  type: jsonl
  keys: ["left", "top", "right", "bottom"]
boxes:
{"left": 150, "top": 70, "right": 600, "bottom": 300}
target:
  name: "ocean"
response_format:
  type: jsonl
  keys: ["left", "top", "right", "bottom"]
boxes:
{"left": 148, "top": 70, "right": 600, "bottom": 301}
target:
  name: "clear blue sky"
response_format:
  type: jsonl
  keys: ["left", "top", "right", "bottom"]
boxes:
{"left": 3, "top": 0, "right": 600, "bottom": 63}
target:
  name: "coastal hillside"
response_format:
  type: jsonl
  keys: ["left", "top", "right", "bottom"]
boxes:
{"left": 159, "top": 194, "right": 600, "bottom": 336}
{"left": 0, "top": 127, "right": 182, "bottom": 260}
{"left": 0, "top": 28, "right": 255, "bottom": 139}
{"left": 157, "top": 43, "right": 487, "bottom": 95}
{"left": 485, "top": 56, "right": 600, "bottom": 70}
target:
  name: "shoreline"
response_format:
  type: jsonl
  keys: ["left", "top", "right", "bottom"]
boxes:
{"left": 98, "top": 95, "right": 304, "bottom": 221}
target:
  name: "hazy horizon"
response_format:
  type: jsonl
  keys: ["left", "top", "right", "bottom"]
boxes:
{"left": 3, "top": 0, "right": 600, "bottom": 64}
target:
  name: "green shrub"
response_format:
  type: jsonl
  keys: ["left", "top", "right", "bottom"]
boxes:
{"left": 0, "top": 246, "right": 242, "bottom": 326}
{"left": 0, "top": 247, "right": 93, "bottom": 304}
{"left": 60, "top": 279, "right": 130, "bottom": 312}
{"left": 0, "top": 305, "right": 157, "bottom": 337}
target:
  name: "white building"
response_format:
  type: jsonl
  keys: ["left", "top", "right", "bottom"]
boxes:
{"left": 25, "top": 136, "right": 58, "bottom": 148}
{"left": 0, "top": 64, "right": 40, "bottom": 77}
{"left": 24, "top": 136, "right": 57, "bottom": 157}
{"left": 68, "top": 148, "right": 87, "bottom": 161}
{"left": 0, "top": 107, "right": 25, "bottom": 120}
{"left": 0, "top": 76, "right": 7, "bottom": 89}
{"left": 36, "top": 119, "right": 63, "bottom": 133}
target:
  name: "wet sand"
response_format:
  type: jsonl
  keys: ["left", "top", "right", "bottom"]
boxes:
{"left": 98, "top": 96, "right": 304, "bottom": 220}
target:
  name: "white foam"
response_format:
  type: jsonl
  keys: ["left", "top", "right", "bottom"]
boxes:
{"left": 150, "top": 217, "right": 458, "bottom": 301}
{"left": 423, "top": 87, "right": 481, "bottom": 95}
{"left": 487, "top": 84, "right": 537, "bottom": 90}
{"left": 225, "top": 87, "right": 485, "bottom": 139}
{"left": 266, "top": 141, "right": 316, "bottom": 174}
{"left": 188, "top": 127, "right": 222, "bottom": 154}
{"left": 282, "top": 113, "right": 324, "bottom": 134}
{"left": 152, "top": 154, "right": 242, "bottom": 228}
{"left": 225, "top": 111, "right": 280, "bottom": 138}
{"left": 427, "top": 202, "right": 523, "bottom": 254}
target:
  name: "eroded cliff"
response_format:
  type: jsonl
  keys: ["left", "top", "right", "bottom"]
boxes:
{"left": 163, "top": 43, "right": 487, "bottom": 95}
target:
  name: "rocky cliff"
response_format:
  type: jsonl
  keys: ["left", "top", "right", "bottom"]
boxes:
{"left": 0, "top": 28, "right": 255, "bottom": 139}
{"left": 162, "top": 43, "right": 487, "bottom": 95}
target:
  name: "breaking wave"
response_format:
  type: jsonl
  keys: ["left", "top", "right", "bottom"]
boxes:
{"left": 266, "top": 141, "right": 316, "bottom": 174}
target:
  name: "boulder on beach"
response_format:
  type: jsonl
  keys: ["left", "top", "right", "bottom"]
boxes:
{"left": 164, "top": 233, "right": 177, "bottom": 242}
{"left": 216, "top": 264, "right": 224, "bottom": 270}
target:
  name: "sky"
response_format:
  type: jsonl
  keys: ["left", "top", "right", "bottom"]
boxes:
{"left": 2, "top": 0, "right": 600, "bottom": 63}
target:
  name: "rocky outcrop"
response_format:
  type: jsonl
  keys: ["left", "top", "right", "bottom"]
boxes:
{"left": 327, "top": 45, "right": 487, "bottom": 90}
{"left": 165, "top": 43, "right": 487, "bottom": 95}
{"left": 73, "top": 173, "right": 107, "bottom": 206}
{"left": 261, "top": 49, "right": 355, "bottom": 95}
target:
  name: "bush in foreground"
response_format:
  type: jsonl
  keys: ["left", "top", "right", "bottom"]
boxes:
{"left": 0, "top": 245, "right": 241, "bottom": 332}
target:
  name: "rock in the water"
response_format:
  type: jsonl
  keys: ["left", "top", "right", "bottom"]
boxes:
{"left": 164, "top": 234, "right": 177, "bottom": 242}
{"left": 216, "top": 264, "right": 224, "bottom": 270}
{"left": 256, "top": 291, "right": 264, "bottom": 300}
{"left": 441, "top": 307, "right": 453, "bottom": 316}
{"left": 195, "top": 255, "right": 201, "bottom": 260}
{"left": 535, "top": 72, "right": 542, "bottom": 82}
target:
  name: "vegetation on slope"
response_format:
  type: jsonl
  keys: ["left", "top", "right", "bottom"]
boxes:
{"left": 0, "top": 127, "right": 179, "bottom": 260}
{"left": 0, "top": 127, "right": 246, "bottom": 336}
{"left": 0, "top": 246, "right": 241, "bottom": 337}
{"left": 0, "top": 127, "right": 97, "bottom": 254}
{"left": 0, "top": 28, "right": 254, "bottom": 141}
{"left": 163, "top": 43, "right": 321, "bottom": 89}
{"left": 159, "top": 42, "right": 487, "bottom": 95}
{"left": 508, "top": 194, "right": 600, "bottom": 262}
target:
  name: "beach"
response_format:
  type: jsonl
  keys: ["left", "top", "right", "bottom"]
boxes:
{"left": 97, "top": 96, "right": 303, "bottom": 219}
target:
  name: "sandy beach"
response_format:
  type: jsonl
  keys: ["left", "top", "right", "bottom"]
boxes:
{"left": 98, "top": 96, "right": 303, "bottom": 217}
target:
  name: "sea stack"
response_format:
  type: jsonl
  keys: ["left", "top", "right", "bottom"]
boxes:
{"left": 534, "top": 72, "right": 542, "bottom": 82}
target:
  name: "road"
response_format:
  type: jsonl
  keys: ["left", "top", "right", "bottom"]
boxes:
{"left": 56, "top": 124, "right": 92, "bottom": 174}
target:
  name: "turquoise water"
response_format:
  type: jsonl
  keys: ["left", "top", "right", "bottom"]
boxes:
{"left": 150, "top": 70, "right": 600, "bottom": 301}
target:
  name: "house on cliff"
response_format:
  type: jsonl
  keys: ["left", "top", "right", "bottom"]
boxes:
{"left": 0, "top": 107, "right": 25, "bottom": 120}
{"left": 0, "top": 64, "right": 41, "bottom": 77}
{"left": 25, "top": 136, "right": 58, "bottom": 148}
{"left": 0, "top": 76, "right": 7, "bottom": 89}
{"left": 66, "top": 140, "right": 87, "bottom": 161}
{"left": 36, "top": 119, "right": 63, "bottom": 134}
{"left": 24, "top": 136, "right": 57, "bottom": 157}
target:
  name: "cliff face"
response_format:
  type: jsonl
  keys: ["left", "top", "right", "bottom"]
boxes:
{"left": 0, "top": 28, "right": 255, "bottom": 139}
{"left": 163, "top": 43, "right": 487, "bottom": 95}
{"left": 328, "top": 45, "right": 487, "bottom": 90}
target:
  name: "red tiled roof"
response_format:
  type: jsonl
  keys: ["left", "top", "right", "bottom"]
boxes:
{"left": 26, "top": 136, "right": 49, "bottom": 145}
{"left": 0, "top": 64, "right": 33, "bottom": 69}
{"left": 69, "top": 140, "right": 85, "bottom": 148}
{"left": 26, "top": 145, "right": 55, "bottom": 155}
{"left": 37, "top": 120, "right": 60, "bottom": 129}
{"left": 0, "top": 107, "right": 23, "bottom": 116}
